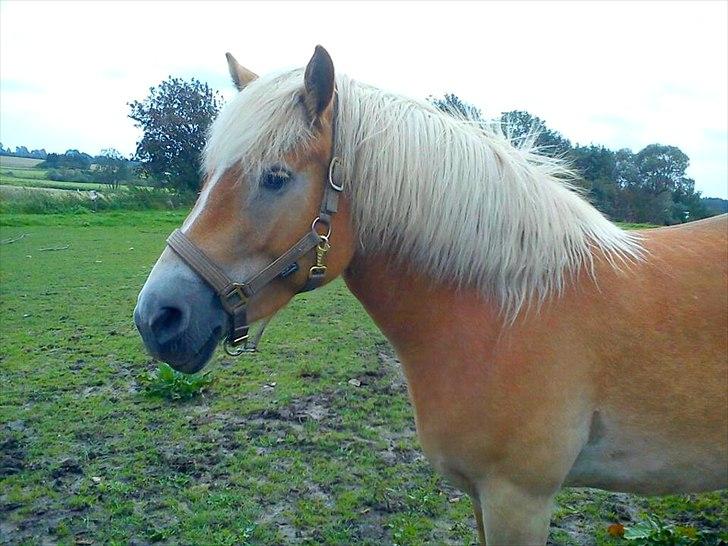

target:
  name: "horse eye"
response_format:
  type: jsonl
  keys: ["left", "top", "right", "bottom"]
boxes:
{"left": 261, "top": 168, "right": 291, "bottom": 192}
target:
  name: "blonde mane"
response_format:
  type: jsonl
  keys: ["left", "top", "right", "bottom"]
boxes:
{"left": 204, "top": 69, "right": 643, "bottom": 317}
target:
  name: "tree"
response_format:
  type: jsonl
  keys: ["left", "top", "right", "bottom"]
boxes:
{"left": 128, "top": 77, "right": 222, "bottom": 193}
{"left": 612, "top": 145, "right": 706, "bottom": 224}
{"left": 500, "top": 111, "right": 572, "bottom": 157}
{"left": 96, "top": 148, "right": 129, "bottom": 189}
{"left": 429, "top": 93, "right": 484, "bottom": 122}
{"left": 40, "top": 150, "right": 92, "bottom": 170}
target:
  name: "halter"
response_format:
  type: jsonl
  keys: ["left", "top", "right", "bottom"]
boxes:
{"left": 166, "top": 98, "right": 343, "bottom": 356}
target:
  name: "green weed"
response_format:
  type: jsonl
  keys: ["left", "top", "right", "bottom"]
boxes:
{"left": 623, "top": 514, "right": 725, "bottom": 545}
{"left": 140, "top": 363, "right": 213, "bottom": 401}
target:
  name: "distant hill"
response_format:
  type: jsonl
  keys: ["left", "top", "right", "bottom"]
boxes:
{"left": 702, "top": 197, "right": 728, "bottom": 216}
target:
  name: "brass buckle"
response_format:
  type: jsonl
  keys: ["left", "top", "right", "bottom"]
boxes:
{"left": 222, "top": 283, "right": 248, "bottom": 312}
{"left": 309, "top": 265, "right": 327, "bottom": 279}
{"left": 308, "top": 237, "right": 330, "bottom": 281}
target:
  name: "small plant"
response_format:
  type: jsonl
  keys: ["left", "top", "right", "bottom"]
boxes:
{"left": 622, "top": 514, "right": 720, "bottom": 545}
{"left": 140, "top": 363, "right": 212, "bottom": 401}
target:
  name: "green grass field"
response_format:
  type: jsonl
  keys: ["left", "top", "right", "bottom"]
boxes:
{"left": 0, "top": 211, "right": 725, "bottom": 545}
{"left": 0, "top": 155, "right": 152, "bottom": 193}
{"left": 0, "top": 156, "right": 44, "bottom": 169}
{"left": 0, "top": 174, "right": 108, "bottom": 192}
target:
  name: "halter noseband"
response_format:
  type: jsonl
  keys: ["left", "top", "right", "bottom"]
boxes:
{"left": 166, "top": 100, "right": 343, "bottom": 356}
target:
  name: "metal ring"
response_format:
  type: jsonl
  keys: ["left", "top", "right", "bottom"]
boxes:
{"left": 328, "top": 157, "right": 343, "bottom": 192}
{"left": 224, "top": 339, "right": 247, "bottom": 356}
{"left": 311, "top": 216, "right": 332, "bottom": 239}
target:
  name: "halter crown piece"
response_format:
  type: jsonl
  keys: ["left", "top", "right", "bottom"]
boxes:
{"left": 166, "top": 95, "right": 343, "bottom": 356}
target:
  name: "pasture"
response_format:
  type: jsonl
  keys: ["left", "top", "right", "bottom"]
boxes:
{"left": 0, "top": 157, "right": 44, "bottom": 169}
{"left": 0, "top": 211, "right": 726, "bottom": 545}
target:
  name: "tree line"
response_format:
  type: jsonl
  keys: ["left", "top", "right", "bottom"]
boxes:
{"left": 431, "top": 94, "right": 722, "bottom": 224}
{"left": 0, "top": 144, "right": 48, "bottom": 159}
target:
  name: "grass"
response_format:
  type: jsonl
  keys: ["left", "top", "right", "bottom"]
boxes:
{"left": 0, "top": 210, "right": 726, "bottom": 545}
{"left": 0, "top": 164, "right": 189, "bottom": 214}
{"left": 617, "top": 222, "right": 661, "bottom": 230}
{"left": 0, "top": 156, "right": 43, "bottom": 169}
{"left": 0, "top": 173, "right": 108, "bottom": 191}
{"left": 1, "top": 168, "right": 49, "bottom": 179}
{"left": 1, "top": 170, "right": 157, "bottom": 192}
{"left": 0, "top": 186, "right": 193, "bottom": 214}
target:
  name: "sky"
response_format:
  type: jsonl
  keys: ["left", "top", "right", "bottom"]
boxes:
{"left": 1, "top": 1, "right": 726, "bottom": 198}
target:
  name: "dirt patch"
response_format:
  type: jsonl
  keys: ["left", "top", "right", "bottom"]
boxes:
{"left": 0, "top": 434, "right": 26, "bottom": 478}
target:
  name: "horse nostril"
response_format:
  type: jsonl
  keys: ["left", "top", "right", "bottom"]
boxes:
{"left": 150, "top": 306, "right": 185, "bottom": 344}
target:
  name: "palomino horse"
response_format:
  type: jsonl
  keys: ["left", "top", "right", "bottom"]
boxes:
{"left": 135, "top": 46, "right": 728, "bottom": 544}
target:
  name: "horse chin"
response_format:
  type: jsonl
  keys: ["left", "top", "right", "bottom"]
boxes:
{"left": 167, "top": 326, "right": 222, "bottom": 374}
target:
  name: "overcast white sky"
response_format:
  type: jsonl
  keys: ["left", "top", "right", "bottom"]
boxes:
{"left": 1, "top": 0, "right": 726, "bottom": 197}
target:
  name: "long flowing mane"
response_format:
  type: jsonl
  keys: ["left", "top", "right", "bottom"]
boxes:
{"left": 204, "top": 69, "right": 643, "bottom": 318}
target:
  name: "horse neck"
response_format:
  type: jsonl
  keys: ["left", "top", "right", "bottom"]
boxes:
{"left": 342, "top": 252, "right": 505, "bottom": 362}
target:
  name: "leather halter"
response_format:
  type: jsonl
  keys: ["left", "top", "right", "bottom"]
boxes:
{"left": 166, "top": 98, "right": 343, "bottom": 356}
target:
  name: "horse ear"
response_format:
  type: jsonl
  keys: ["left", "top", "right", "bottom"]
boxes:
{"left": 303, "top": 45, "right": 335, "bottom": 120}
{"left": 225, "top": 52, "right": 257, "bottom": 91}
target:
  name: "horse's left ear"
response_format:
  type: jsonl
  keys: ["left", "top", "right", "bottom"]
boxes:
{"left": 303, "top": 45, "right": 335, "bottom": 121}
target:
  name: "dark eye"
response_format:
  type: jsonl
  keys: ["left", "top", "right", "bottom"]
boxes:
{"left": 261, "top": 168, "right": 292, "bottom": 192}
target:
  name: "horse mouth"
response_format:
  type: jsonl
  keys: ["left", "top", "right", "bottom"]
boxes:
{"left": 171, "top": 326, "right": 222, "bottom": 374}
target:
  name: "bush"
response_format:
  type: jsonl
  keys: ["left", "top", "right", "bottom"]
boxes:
{"left": 46, "top": 168, "right": 94, "bottom": 183}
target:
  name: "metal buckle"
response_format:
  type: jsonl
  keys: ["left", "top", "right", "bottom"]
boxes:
{"left": 224, "top": 335, "right": 250, "bottom": 356}
{"left": 308, "top": 265, "right": 327, "bottom": 279}
{"left": 308, "top": 237, "right": 330, "bottom": 281}
{"left": 328, "top": 156, "right": 343, "bottom": 192}
{"left": 222, "top": 283, "right": 248, "bottom": 312}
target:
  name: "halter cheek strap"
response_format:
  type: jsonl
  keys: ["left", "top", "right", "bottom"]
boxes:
{"left": 165, "top": 153, "right": 343, "bottom": 356}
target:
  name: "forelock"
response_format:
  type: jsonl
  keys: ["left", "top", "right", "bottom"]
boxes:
{"left": 203, "top": 68, "right": 314, "bottom": 183}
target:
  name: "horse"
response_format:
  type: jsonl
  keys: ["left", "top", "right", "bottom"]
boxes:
{"left": 134, "top": 46, "right": 728, "bottom": 545}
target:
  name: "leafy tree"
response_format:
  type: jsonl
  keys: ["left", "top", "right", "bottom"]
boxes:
{"left": 96, "top": 148, "right": 130, "bottom": 189}
{"left": 702, "top": 197, "right": 728, "bottom": 216}
{"left": 128, "top": 77, "right": 222, "bottom": 193}
{"left": 612, "top": 145, "right": 706, "bottom": 224}
{"left": 500, "top": 110, "right": 572, "bottom": 157}
{"left": 429, "top": 93, "right": 484, "bottom": 122}
{"left": 64, "top": 149, "right": 93, "bottom": 167}
{"left": 40, "top": 151, "right": 92, "bottom": 170}
{"left": 572, "top": 145, "right": 616, "bottom": 182}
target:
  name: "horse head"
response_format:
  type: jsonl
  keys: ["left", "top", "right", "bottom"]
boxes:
{"left": 134, "top": 46, "right": 355, "bottom": 373}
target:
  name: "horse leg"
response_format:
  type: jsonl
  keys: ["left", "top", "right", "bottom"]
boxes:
{"left": 478, "top": 478, "right": 555, "bottom": 546}
{"left": 472, "top": 496, "right": 486, "bottom": 545}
